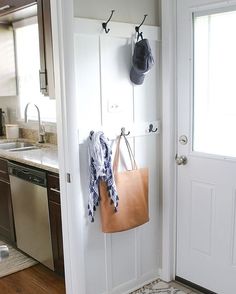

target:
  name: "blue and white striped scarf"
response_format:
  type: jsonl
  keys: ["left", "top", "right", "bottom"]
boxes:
{"left": 88, "top": 131, "right": 118, "bottom": 222}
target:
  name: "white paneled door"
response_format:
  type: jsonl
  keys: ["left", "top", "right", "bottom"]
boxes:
{"left": 176, "top": 1, "right": 236, "bottom": 293}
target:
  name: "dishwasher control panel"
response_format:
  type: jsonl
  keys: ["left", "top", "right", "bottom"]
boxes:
{"left": 8, "top": 162, "right": 47, "bottom": 187}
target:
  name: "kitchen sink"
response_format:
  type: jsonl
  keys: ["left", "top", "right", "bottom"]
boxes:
{"left": 8, "top": 146, "right": 40, "bottom": 152}
{"left": 0, "top": 142, "right": 40, "bottom": 152}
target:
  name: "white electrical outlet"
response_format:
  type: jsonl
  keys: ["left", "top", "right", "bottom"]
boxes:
{"left": 108, "top": 100, "right": 123, "bottom": 113}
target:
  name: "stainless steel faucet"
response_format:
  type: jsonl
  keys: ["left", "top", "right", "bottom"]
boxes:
{"left": 24, "top": 103, "right": 45, "bottom": 143}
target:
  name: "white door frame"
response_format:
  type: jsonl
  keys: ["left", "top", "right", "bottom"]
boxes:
{"left": 50, "top": 0, "right": 86, "bottom": 293}
{"left": 161, "top": 0, "right": 177, "bottom": 282}
{"left": 50, "top": 0, "right": 178, "bottom": 292}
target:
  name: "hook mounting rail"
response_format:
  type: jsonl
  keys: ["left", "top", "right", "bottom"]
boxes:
{"left": 102, "top": 10, "right": 115, "bottom": 33}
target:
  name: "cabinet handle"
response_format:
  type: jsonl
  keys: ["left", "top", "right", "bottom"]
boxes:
{"left": 0, "top": 178, "right": 9, "bottom": 185}
{"left": 0, "top": 5, "right": 11, "bottom": 11}
{"left": 39, "top": 70, "right": 48, "bottom": 95}
{"left": 50, "top": 187, "right": 60, "bottom": 193}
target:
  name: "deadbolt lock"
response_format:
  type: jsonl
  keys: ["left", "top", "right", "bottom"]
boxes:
{"left": 179, "top": 135, "right": 188, "bottom": 145}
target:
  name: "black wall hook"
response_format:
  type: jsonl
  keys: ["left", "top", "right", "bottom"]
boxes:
{"left": 148, "top": 124, "right": 158, "bottom": 133}
{"left": 135, "top": 14, "right": 148, "bottom": 41}
{"left": 102, "top": 10, "right": 115, "bottom": 33}
{"left": 121, "top": 127, "right": 130, "bottom": 136}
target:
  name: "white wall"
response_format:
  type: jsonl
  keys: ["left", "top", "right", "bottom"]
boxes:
{"left": 74, "top": 0, "right": 160, "bottom": 26}
{"left": 73, "top": 18, "right": 161, "bottom": 294}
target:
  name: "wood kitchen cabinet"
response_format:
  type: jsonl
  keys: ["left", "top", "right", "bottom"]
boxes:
{"left": 47, "top": 173, "right": 64, "bottom": 276}
{"left": 0, "top": 0, "right": 55, "bottom": 99}
{"left": 0, "top": 158, "right": 15, "bottom": 244}
{"left": 37, "top": 0, "right": 55, "bottom": 99}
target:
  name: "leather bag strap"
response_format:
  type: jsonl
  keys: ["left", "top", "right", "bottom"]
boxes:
{"left": 113, "top": 135, "right": 121, "bottom": 173}
{"left": 113, "top": 135, "right": 138, "bottom": 174}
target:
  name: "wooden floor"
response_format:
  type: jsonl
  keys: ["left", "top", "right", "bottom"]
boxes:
{"left": 0, "top": 264, "right": 66, "bottom": 294}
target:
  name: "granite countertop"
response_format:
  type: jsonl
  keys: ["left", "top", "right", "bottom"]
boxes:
{"left": 0, "top": 138, "right": 59, "bottom": 173}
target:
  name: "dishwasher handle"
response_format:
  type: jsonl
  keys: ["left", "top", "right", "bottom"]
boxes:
{"left": 20, "top": 169, "right": 30, "bottom": 175}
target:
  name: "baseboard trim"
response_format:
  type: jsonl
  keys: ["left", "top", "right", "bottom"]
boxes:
{"left": 122, "top": 275, "right": 160, "bottom": 294}
{"left": 175, "top": 276, "right": 216, "bottom": 294}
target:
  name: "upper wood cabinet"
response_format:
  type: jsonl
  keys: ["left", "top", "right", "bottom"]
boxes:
{"left": 0, "top": 24, "right": 16, "bottom": 96}
{"left": 0, "top": 0, "right": 55, "bottom": 99}
{"left": 37, "top": 0, "right": 55, "bottom": 99}
{"left": 0, "top": 0, "right": 36, "bottom": 16}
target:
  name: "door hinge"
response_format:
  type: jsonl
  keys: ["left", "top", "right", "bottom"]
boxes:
{"left": 66, "top": 173, "right": 71, "bottom": 183}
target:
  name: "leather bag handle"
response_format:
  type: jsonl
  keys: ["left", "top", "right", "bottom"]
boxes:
{"left": 113, "top": 135, "right": 138, "bottom": 174}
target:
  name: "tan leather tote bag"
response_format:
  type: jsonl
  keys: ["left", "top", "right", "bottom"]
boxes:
{"left": 99, "top": 135, "right": 149, "bottom": 233}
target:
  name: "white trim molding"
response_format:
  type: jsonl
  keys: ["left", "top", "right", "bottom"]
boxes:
{"left": 50, "top": 0, "right": 86, "bottom": 293}
{"left": 161, "top": 0, "right": 177, "bottom": 282}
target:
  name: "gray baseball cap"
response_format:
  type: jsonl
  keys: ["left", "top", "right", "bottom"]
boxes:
{"left": 130, "top": 39, "right": 154, "bottom": 85}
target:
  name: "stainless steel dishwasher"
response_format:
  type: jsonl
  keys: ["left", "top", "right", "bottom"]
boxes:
{"left": 8, "top": 162, "right": 54, "bottom": 270}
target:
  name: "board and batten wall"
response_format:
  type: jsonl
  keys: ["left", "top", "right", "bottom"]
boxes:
{"left": 73, "top": 16, "right": 161, "bottom": 294}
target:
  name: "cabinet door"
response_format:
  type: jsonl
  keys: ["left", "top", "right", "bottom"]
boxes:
{"left": 48, "top": 200, "right": 64, "bottom": 275}
{"left": 37, "top": 0, "right": 55, "bottom": 99}
{"left": 0, "top": 179, "right": 15, "bottom": 243}
{"left": 0, "top": 158, "right": 9, "bottom": 182}
{"left": 0, "top": 24, "right": 16, "bottom": 96}
{"left": 47, "top": 173, "right": 64, "bottom": 275}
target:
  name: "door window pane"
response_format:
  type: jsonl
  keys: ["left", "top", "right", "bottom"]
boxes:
{"left": 194, "top": 10, "right": 236, "bottom": 157}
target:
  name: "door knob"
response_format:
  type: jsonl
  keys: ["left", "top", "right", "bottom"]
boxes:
{"left": 175, "top": 154, "right": 187, "bottom": 165}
